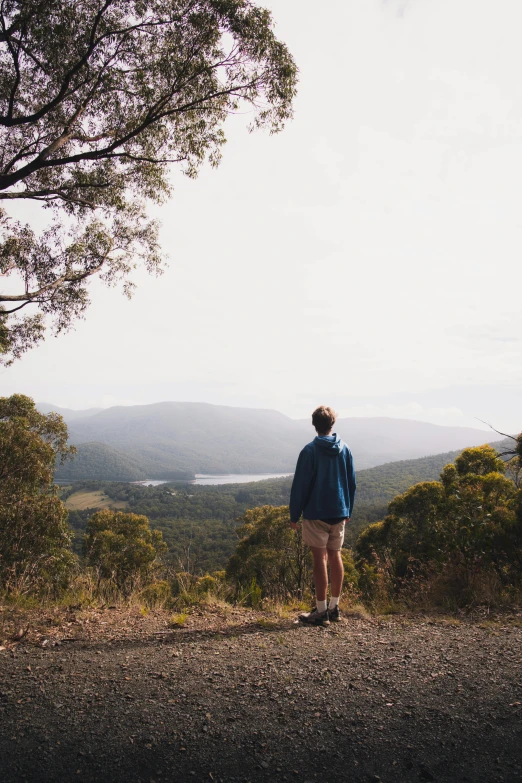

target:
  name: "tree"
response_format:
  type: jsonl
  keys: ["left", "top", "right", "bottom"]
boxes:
{"left": 84, "top": 509, "right": 167, "bottom": 592}
{"left": 479, "top": 423, "right": 522, "bottom": 486}
{"left": 0, "top": 0, "right": 297, "bottom": 362}
{"left": 226, "top": 505, "right": 312, "bottom": 602}
{"left": 500, "top": 432, "right": 522, "bottom": 489}
{"left": 0, "top": 394, "right": 76, "bottom": 593}
{"left": 356, "top": 444, "right": 522, "bottom": 605}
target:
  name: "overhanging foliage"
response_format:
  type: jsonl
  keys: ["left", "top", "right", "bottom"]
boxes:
{"left": 0, "top": 0, "right": 297, "bottom": 360}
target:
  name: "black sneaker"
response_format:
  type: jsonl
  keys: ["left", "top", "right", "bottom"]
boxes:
{"left": 328, "top": 606, "right": 341, "bottom": 622}
{"left": 298, "top": 608, "right": 330, "bottom": 626}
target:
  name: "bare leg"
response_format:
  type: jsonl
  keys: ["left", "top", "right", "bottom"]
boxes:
{"left": 327, "top": 548, "right": 344, "bottom": 598}
{"left": 311, "top": 546, "right": 328, "bottom": 602}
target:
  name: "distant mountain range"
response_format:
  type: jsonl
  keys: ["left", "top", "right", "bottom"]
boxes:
{"left": 38, "top": 403, "right": 104, "bottom": 421}
{"left": 37, "top": 401, "right": 502, "bottom": 481}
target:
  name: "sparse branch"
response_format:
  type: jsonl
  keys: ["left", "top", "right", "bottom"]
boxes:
{"left": 0, "top": 259, "right": 107, "bottom": 303}
{"left": 475, "top": 418, "right": 516, "bottom": 443}
{"left": 475, "top": 418, "right": 520, "bottom": 460}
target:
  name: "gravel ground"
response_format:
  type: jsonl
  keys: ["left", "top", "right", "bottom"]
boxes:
{"left": 1, "top": 605, "right": 521, "bottom": 783}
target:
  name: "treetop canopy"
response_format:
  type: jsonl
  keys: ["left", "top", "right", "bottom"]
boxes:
{"left": 0, "top": 0, "right": 297, "bottom": 361}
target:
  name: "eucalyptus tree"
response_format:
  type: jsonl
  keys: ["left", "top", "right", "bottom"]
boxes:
{"left": 84, "top": 509, "right": 167, "bottom": 593}
{"left": 226, "top": 505, "right": 313, "bottom": 602}
{"left": 356, "top": 445, "right": 522, "bottom": 605}
{"left": 0, "top": 0, "right": 297, "bottom": 361}
{"left": 0, "top": 394, "right": 76, "bottom": 593}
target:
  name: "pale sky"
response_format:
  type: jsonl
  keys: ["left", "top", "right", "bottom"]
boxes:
{"left": 1, "top": 0, "right": 521, "bottom": 433}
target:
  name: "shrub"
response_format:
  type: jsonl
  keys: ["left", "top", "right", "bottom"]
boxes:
{"left": 168, "top": 612, "right": 188, "bottom": 628}
{"left": 341, "top": 548, "right": 360, "bottom": 599}
{"left": 226, "top": 505, "right": 312, "bottom": 601}
{"left": 84, "top": 510, "right": 167, "bottom": 594}
{"left": 140, "top": 580, "right": 172, "bottom": 608}
{"left": 356, "top": 444, "right": 522, "bottom": 607}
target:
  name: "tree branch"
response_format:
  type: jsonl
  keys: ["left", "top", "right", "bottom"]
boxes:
{"left": 0, "top": 259, "right": 108, "bottom": 304}
{"left": 2, "top": 300, "right": 33, "bottom": 314}
{"left": 1, "top": 9, "right": 22, "bottom": 122}
{"left": 0, "top": 8, "right": 176, "bottom": 128}
{"left": 2, "top": 135, "right": 43, "bottom": 175}
{"left": 475, "top": 418, "right": 516, "bottom": 443}
{"left": 0, "top": 182, "right": 113, "bottom": 200}
{"left": 0, "top": 77, "right": 261, "bottom": 191}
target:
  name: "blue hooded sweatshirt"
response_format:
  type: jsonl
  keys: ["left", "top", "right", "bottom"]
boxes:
{"left": 289, "top": 434, "right": 356, "bottom": 524}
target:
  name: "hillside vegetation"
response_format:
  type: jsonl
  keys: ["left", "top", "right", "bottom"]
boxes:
{"left": 64, "top": 477, "right": 292, "bottom": 570}
{"left": 62, "top": 440, "right": 510, "bottom": 569}
{"left": 56, "top": 442, "right": 150, "bottom": 482}
{"left": 355, "top": 443, "right": 522, "bottom": 607}
{"left": 4, "top": 395, "right": 520, "bottom": 613}
{"left": 55, "top": 441, "right": 194, "bottom": 482}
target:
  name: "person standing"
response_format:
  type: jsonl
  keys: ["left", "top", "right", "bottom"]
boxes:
{"left": 289, "top": 405, "right": 356, "bottom": 626}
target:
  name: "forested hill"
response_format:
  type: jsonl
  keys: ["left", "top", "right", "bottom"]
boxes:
{"left": 344, "top": 437, "right": 509, "bottom": 540}
{"left": 56, "top": 442, "right": 193, "bottom": 482}
{"left": 356, "top": 448, "right": 464, "bottom": 503}
{"left": 46, "top": 400, "right": 501, "bottom": 479}
{"left": 355, "top": 436, "right": 511, "bottom": 502}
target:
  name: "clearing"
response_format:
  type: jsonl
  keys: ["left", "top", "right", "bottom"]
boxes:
{"left": 65, "top": 490, "right": 128, "bottom": 511}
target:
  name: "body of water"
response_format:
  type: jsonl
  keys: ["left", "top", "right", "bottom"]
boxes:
{"left": 133, "top": 480, "right": 171, "bottom": 487}
{"left": 135, "top": 473, "right": 292, "bottom": 487}
{"left": 193, "top": 473, "right": 293, "bottom": 485}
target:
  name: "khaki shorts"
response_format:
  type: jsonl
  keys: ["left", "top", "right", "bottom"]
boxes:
{"left": 302, "top": 519, "right": 346, "bottom": 551}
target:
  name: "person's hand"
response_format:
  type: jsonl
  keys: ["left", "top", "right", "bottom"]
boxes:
{"left": 289, "top": 521, "right": 298, "bottom": 531}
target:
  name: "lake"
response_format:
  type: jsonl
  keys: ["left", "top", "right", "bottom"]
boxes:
{"left": 135, "top": 473, "right": 293, "bottom": 487}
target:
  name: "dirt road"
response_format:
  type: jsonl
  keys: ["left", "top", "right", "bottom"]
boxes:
{"left": 1, "top": 607, "right": 521, "bottom": 782}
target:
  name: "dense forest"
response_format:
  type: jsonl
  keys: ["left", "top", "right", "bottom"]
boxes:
{"left": 55, "top": 441, "right": 194, "bottom": 482}
{"left": 64, "top": 477, "right": 292, "bottom": 571}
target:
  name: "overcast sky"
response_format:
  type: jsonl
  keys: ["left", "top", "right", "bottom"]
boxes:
{"left": 1, "top": 0, "right": 521, "bottom": 432}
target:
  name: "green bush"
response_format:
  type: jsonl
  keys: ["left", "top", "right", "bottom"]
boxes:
{"left": 0, "top": 395, "right": 76, "bottom": 595}
{"left": 226, "top": 505, "right": 312, "bottom": 602}
{"left": 356, "top": 444, "right": 522, "bottom": 607}
{"left": 140, "top": 580, "right": 172, "bottom": 608}
{"left": 84, "top": 510, "right": 167, "bottom": 594}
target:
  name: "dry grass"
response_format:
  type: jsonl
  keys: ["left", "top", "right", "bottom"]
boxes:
{"left": 65, "top": 490, "right": 128, "bottom": 511}
{"left": 343, "top": 602, "right": 371, "bottom": 620}
{"left": 168, "top": 612, "right": 188, "bottom": 628}
{"left": 256, "top": 617, "right": 281, "bottom": 629}
{"left": 439, "top": 616, "right": 462, "bottom": 627}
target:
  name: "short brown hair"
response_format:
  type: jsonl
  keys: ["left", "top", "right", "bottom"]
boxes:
{"left": 312, "top": 405, "right": 337, "bottom": 434}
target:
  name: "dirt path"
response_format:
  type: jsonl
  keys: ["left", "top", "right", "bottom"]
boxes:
{"left": 1, "top": 607, "right": 521, "bottom": 783}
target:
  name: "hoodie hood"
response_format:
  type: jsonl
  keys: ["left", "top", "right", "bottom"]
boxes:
{"left": 314, "top": 433, "right": 343, "bottom": 456}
